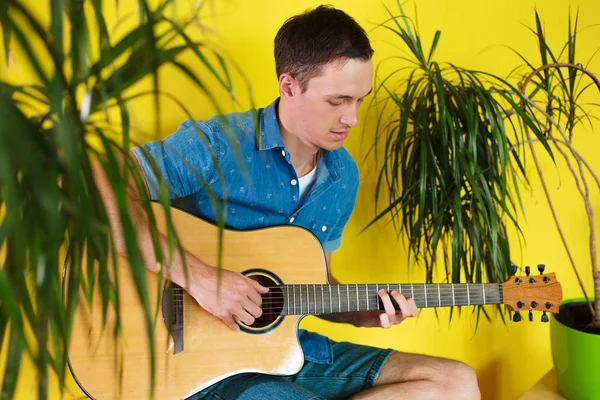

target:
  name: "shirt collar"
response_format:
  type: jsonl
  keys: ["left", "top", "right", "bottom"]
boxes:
{"left": 258, "top": 97, "right": 285, "bottom": 151}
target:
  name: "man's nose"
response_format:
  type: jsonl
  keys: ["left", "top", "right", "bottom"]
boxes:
{"left": 340, "top": 105, "right": 359, "bottom": 128}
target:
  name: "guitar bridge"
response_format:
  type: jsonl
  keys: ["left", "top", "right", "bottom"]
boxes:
{"left": 161, "top": 282, "right": 184, "bottom": 354}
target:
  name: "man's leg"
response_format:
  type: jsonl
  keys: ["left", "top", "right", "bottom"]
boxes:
{"left": 189, "top": 373, "right": 326, "bottom": 400}
{"left": 350, "top": 351, "right": 481, "bottom": 400}
{"left": 284, "top": 337, "right": 479, "bottom": 400}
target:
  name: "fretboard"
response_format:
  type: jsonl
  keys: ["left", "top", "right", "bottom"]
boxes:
{"left": 277, "top": 283, "right": 503, "bottom": 316}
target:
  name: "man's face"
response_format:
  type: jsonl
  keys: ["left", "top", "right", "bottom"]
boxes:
{"left": 288, "top": 58, "right": 373, "bottom": 151}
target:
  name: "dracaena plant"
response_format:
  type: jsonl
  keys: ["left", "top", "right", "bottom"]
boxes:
{"left": 0, "top": 0, "right": 248, "bottom": 398}
{"left": 365, "top": 1, "right": 598, "bottom": 327}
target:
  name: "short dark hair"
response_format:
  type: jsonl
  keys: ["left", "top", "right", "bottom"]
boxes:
{"left": 274, "top": 5, "right": 374, "bottom": 92}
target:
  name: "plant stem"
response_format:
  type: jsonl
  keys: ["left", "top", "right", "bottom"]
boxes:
{"left": 519, "top": 63, "right": 600, "bottom": 324}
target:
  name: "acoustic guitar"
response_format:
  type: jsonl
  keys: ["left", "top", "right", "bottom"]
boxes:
{"left": 66, "top": 202, "right": 563, "bottom": 399}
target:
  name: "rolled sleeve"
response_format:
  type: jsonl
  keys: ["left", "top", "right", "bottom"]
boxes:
{"left": 322, "top": 236, "right": 342, "bottom": 253}
{"left": 131, "top": 121, "right": 221, "bottom": 201}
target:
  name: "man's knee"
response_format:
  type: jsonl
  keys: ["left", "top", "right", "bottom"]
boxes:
{"left": 444, "top": 360, "right": 481, "bottom": 400}
{"left": 375, "top": 351, "right": 480, "bottom": 399}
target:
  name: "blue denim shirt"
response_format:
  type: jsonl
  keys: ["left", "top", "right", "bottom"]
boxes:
{"left": 131, "top": 98, "right": 359, "bottom": 364}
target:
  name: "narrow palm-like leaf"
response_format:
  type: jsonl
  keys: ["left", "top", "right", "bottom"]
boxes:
{"left": 365, "top": 4, "right": 571, "bottom": 327}
{"left": 0, "top": 0, "right": 247, "bottom": 397}
{"left": 0, "top": 1, "right": 10, "bottom": 67}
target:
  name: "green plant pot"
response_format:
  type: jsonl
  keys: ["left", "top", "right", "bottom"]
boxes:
{"left": 550, "top": 297, "right": 600, "bottom": 400}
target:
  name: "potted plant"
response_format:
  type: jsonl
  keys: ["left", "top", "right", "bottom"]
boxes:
{"left": 514, "top": 12, "right": 600, "bottom": 400}
{"left": 0, "top": 0, "right": 242, "bottom": 398}
{"left": 367, "top": 3, "right": 599, "bottom": 398}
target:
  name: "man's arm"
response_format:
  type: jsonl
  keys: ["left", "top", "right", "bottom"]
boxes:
{"left": 91, "top": 152, "right": 268, "bottom": 332}
{"left": 316, "top": 252, "right": 418, "bottom": 328}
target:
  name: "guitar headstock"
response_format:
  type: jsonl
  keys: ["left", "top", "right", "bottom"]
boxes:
{"left": 502, "top": 264, "right": 563, "bottom": 323}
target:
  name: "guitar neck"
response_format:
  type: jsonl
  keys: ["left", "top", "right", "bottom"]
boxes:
{"left": 278, "top": 283, "right": 503, "bottom": 316}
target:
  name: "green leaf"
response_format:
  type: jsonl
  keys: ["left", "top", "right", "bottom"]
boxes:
{"left": 68, "top": 0, "right": 90, "bottom": 82}
{"left": 0, "top": 1, "right": 11, "bottom": 68}
{"left": 427, "top": 30, "right": 441, "bottom": 64}
{"left": 0, "top": 327, "right": 22, "bottom": 400}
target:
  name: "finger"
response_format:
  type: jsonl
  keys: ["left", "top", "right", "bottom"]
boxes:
{"left": 223, "top": 316, "right": 240, "bottom": 332}
{"left": 379, "top": 313, "right": 391, "bottom": 329}
{"left": 407, "top": 297, "right": 419, "bottom": 316}
{"left": 390, "top": 291, "right": 413, "bottom": 320}
{"left": 246, "top": 286, "right": 263, "bottom": 306}
{"left": 244, "top": 300, "right": 263, "bottom": 318}
{"left": 251, "top": 279, "right": 269, "bottom": 294}
{"left": 378, "top": 289, "right": 396, "bottom": 317}
{"left": 235, "top": 308, "right": 256, "bottom": 326}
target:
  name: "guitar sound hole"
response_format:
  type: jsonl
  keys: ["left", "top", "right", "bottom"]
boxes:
{"left": 244, "top": 273, "right": 283, "bottom": 329}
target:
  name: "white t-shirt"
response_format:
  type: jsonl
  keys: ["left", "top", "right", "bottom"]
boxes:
{"left": 298, "top": 163, "right": 318, "bottom": 203}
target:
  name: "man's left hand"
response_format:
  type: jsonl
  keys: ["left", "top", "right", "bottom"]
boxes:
{"left": 351, "top": 289, "right": 418, "bottom": 328}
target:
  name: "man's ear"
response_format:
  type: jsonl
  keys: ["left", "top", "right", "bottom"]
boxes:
{"left": 278, "top": 72, "right": 298, "bottom": 101}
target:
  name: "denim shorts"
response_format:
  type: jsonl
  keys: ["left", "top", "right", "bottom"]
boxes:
{"left": 190, "top": 337, "right": 395, "bottom": 400}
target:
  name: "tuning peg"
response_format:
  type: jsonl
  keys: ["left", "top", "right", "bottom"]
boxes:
{"left": 509, "top": 265, "right": 517, "bottom": 276}
{"left": 529, "top": 310, "right": 534, "bottom": 322}
{"left": 513, "top": 312, "right": 522, "bottom": 322}
{"left": 525, "top": 266, "right": 531, "bottom": 276}
{"left": 538, "top": 264, "right": 546, "bottom": 274}
{"left": 541, "top": 311, "right": 549, "bottom": 323}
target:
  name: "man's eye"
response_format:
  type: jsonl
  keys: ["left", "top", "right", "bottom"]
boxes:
{"left": 328, "top": 101, "right": 343, "bottom": 106}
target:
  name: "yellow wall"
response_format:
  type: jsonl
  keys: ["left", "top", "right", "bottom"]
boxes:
{"left": 3, "top": 0, "right": 600, "bottom": 399}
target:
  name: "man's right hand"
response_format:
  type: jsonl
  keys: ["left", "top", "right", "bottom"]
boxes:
{"left": 185, "top": 259, "right": 269, "bottom": 332}
{"left": 92, "top": 157, "right": 269, "bottom": 333}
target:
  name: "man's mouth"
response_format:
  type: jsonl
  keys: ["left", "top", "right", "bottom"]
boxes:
{"left": 331, "top": 130, "right": 349, "bottom": 140}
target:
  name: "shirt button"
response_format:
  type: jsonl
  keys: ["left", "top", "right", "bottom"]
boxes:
{"left": 289, "top": 217, "right": 295, "bottom": 223}
{"left": 291, "top": 179, "right": 297, "bottom": 186}
{"left": 281, "top": 150, "right": 286, "bottom": 157}
{"left": 321, "top": 225, "right": 327, "bottom": 232}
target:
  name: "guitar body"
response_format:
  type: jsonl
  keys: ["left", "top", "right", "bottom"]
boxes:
{"left": 67, "top": 203, "right": 328, "bottom": 399}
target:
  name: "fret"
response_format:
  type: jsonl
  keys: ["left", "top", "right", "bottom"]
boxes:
{"left": 346, "top": 285, "right": 350, "bottom": 312}
{"left": 451, "top": 284, "right": 455, "bottom": 307}
{"left": 321, "top": 285, "right": 325, "bottom": 314}
{"left": 411, "top": 284, "right": 414, "bottom": 299}
{"left": 329, "top": 285, "right": 332, "bottom": 314}
{"left": 298, "top": 285, "right": 304, "bottom": 314}
{"left": 337, "top": 285, "right": 341, "bottom": 313}
{"left": 286, "top": 286, "right": 290, "bottom": 315}
{"left": 355, "top": 284, "right": 359, "bottom": 312}
{"left": 313, "top": 285, "right": 317, "bottom": 313}
{"left": 398, "top": 284, "right": 402, "bottom": 294}
{"left": 295, "top": 285, "right": 299, "bottom": 315}
{"left": 306, "top": 285, "right": 310, "bottom": 314}
{"left": 437, "top": 284, "right": 441, "bottom": 307}
{"left": 482, "top": 284, "right": 486, "bottom": 305}
{"left": 366, "top": 284, "right": 369, "bottom": 311}
{"left": 467, "top": 283, "right": 471, "bottom": 306}
{"left": 424, "top": 284, "right": 428, "bottom": 308}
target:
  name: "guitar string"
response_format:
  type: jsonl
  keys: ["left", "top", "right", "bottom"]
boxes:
{"left": 174, "top": 286, "right": 503, "bottom": 303}
{"left": 169, "top": 285, "right": 503, "bottom": 299}
{"left": 176, "top": 296, "right": 502, "bottom": 306}
{"left": 179, "top": 295, "right": 504, "bottom": 307}
{"left": 172, "top": 284, "right": 502, "bottom": 296}
{"left": 174, "top": 285, "right": 504, "bottom": 309}
{"left": 173, "top": 291, "right": 503, "bottom": 300}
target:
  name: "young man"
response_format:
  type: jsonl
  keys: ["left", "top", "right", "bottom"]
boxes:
{"left": 95, "top": 5, "right": 480, "bottom": 400}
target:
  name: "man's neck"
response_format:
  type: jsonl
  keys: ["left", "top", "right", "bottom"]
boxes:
{"left": 278, "top": 101, "right": 320, "bottom": 178}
